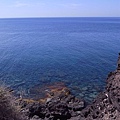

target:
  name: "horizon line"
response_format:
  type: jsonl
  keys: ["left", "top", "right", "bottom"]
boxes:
{"left": 0, "top": 16, "right": 120, "bottom": 19}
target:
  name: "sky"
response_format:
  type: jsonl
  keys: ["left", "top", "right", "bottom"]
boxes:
{"left": 0, "top": 0, "right": 120, "bottom": 18}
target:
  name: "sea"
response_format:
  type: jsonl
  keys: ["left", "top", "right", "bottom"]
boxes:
{"left": 0, "top": 17, "right": 120, "bottom": 102}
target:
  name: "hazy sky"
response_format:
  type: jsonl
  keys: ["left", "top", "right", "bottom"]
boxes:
{"left": 0, "top": 0, "right": 120, "bottom": 18}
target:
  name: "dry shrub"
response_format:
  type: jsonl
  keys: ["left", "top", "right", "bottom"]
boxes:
{"left": 0, "top": 85, "right": 26, "bottom": 120}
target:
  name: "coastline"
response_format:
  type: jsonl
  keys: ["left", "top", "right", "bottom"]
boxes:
{"left": 0, "top": 53, "right": 120, "bottom": 120}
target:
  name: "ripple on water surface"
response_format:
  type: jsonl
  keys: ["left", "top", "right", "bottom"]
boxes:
{"left": 0, "top": 18, "right": 120, "bottom": 102}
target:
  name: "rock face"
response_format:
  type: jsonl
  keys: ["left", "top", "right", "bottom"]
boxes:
{"left": 28, "top": 94, "right": 84, "bottom": 120}
{"left": 70, "top": 53, "right": 120, "bottom": 120}
{"left": 20, "top": 53, "right": 120, "bottom": 120}
{"left": 117, "top": 53, "right": 120, "bottom": 70}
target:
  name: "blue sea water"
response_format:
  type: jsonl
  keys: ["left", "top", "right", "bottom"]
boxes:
{"left": 0, "top": 17, "right": 120, "bottom": 102}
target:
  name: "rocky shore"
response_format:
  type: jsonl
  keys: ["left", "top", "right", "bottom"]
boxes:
{"left": 16, "top": 53, "right": 120, "bottom": 120}
{"left": 0, "top": 53, "right": 120, "bottom": 120}
{"left": 19, "top": 84, "right": 85, "bottom": 120}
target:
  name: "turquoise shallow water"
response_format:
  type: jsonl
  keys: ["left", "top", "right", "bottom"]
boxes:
{"left": 0, "top": 17, "right": 120, "bottom": 102}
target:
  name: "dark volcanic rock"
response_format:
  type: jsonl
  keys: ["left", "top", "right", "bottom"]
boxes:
{"left": 29, "top": 103, "right": 46, "bottom": 118}
{"left": 27, "top": 92, "right": 84, "bottom": 120}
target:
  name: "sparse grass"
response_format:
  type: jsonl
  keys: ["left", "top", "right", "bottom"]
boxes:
{"left": 0, "top": 85, "right": 26, "bottom": 120}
